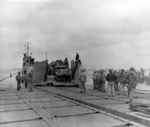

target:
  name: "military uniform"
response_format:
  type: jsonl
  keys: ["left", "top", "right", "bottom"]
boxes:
{"left": 118, "top": 70, "right": 126, "bottom": 95}
{"left": 97, "top": 71, "right": 101, "bottom": 90}
{"left": 24, "top": 75, "right": 28, "bottom": 88}
{"left": 93, "top": 72, "right": 97, "bottom": 89}
{"left": 78, "top": 70, "right": 86, "bottom": 93}
{"left": 125, "top": 68, "right": 139, "bottom": 103}
{"left": 27, "top": 71, "right": 33, "bottom": 92}
{"left": 16, "top": 72, "right": 21, "bottom": 91}
{"left": 100, "top": 71, "right": 106, "bottom": 92}
{"left": 95, "top": 72, "right": 99, "bottom": 89}
{"left": 114, "top": 72, "right": 119, "bottom": 91}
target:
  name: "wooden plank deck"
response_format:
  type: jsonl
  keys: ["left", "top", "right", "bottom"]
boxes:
{"left": 0, "top": 120, "right": 49, "bottom": 127}
{"left": 0, "top": 86, "right": 146, "bottom": 127}
{"left": 37, "top": 86, "right": 150, "bottom": 127}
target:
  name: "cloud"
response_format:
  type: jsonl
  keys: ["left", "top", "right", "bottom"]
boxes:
{"left": 1, "top": 0, "right": 150, "bottom": 70}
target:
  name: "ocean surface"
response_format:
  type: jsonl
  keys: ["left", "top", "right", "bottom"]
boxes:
{"left": 0, "top": 70, "right": 150, "bottom": 91}
{"left": 0, "top": 70, "right": 18, "bottom": 88}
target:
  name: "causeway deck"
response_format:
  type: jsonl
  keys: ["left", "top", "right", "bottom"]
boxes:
{"left": 0, "top": 85, "right": 149, "bottom": 127}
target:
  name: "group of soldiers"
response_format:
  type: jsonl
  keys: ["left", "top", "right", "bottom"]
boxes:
{"left": 16, "top": 65, "right": 139, "bottom": 103}
{"left": 93, "top": 69, "right": 106, "bottom": 92}
{"left": 93, "top": 67, "right": 139, "bottom": 103}
{"left": 15, "top": 69, "right": 33, "bottom": 92}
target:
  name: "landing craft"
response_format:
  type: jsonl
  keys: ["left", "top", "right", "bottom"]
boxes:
{"left": 22, "top": 43, "right": 48, "bottom": 85}
{"left": 48, "top": 59, "right": 82, "bottom": 86}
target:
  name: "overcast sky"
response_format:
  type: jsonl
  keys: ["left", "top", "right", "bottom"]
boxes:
{"left": 1, "top": 0, "right": 150, "bottom": 70}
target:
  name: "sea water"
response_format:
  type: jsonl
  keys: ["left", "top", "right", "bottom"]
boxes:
{"left": 0, "top": 70, "right": 18, "bottom": 88}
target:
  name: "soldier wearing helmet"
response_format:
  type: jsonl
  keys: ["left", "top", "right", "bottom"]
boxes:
{"left": 16, "top": 72, "right": 22, "bottom": 91}
{"left": 92, "top": 71, "right": 97, "bottom": 89}
{"left": 118, "top": 69, "right": 126, "bottom": 95}
{"left": 27, "top": 67, "right": 33, "bottom": 92}
{"left": 125, "top": 67, "right": 139, "bottom": 103}
{"left": 78, "top": 69, "right": 86, "bottom": 93}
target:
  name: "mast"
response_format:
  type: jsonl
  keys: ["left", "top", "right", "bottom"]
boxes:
{"left": 24, "top": 42, "right": 26, "bottom": 54}
{"left": 46, "top": 52, "right": 47, "bottom": 60}
{"left": 27, "top": 42, "right": 29, "bottom": 56}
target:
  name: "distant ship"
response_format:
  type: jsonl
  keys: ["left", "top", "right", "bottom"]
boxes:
{"left": 22, "top": 43, "right": 48, "bottom": 84}
{"left": 13, "top": 68, "right": 22, "bottom": 71}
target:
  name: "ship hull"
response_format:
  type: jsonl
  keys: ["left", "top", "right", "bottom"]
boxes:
{"left": 23, "top": 60, "right": 48, "bottom": 83}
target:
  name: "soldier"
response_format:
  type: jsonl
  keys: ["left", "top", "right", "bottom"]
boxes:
{"left": 118, "top": 69, "right": 126, "bottom": 95}
{"left": 97, "top": 71, "right": 100, "bottom": 89}
{"left": 92, "top": 71, "right": 97, "bottom": 89}
{"left": 24, "top": 73, "right": 28, "bottom": 88}
{"left": 64, "top": 57, "right": 69, "bottom": 66}
{"left": 106, "top": 69, "right": 117, "bottom": 97}
{"left": 16, "top": 72, "right": 22, "bottom": 91}
{"left": 100, "top": 70, "right": 106, "bottom": 92}
{"left": 125, "top": 67, "right": 139, "bottom": 103}
{"left": 98, "top": 70, "right": 102, "bottom": 91}
{"left": 95, "top": 71, "right": 99, "bottom": 89}
{"left": 75, "top": 53, "right": 79, "bottom": 62}
{"left": 113, "top": 70, "right": 119, "bottom": 91}
{"left": 78, "top": 69, "right": 86, "bottom": 93}
{"left": 27, "top": 68, "right": 33, "bottom": 92}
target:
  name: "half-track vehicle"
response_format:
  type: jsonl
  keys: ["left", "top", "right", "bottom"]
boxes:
{"left": 54, "top": 65, "right": 72, "bottom": 82}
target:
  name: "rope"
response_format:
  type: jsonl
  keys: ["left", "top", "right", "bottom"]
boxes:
{"left": 81, "top": 64, "right": 93, "bottom": 79}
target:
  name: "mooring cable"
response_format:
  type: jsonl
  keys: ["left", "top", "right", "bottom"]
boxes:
{"left": 0, "top": 72, "right": 18, "bottom": 82}
{"left": 0, "top": 63, "right": 34, "bottom": 82}
{"left": 81, "top": 64, "right": 93, "bottom": 79}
